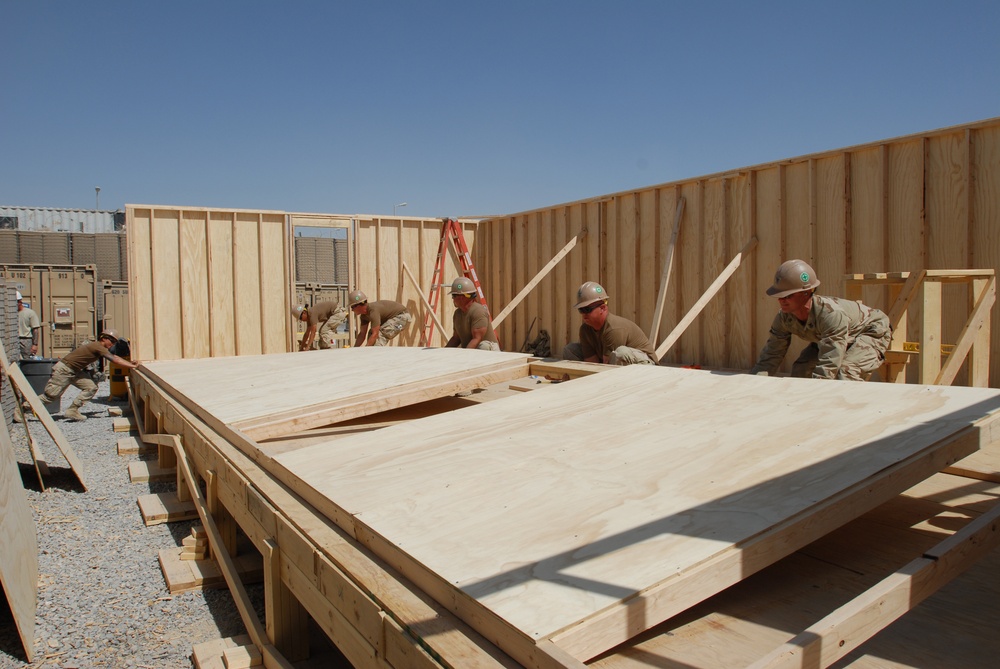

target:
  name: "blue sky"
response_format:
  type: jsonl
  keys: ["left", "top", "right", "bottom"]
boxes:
{"left": 3, "top": 1, "right": 998, "bottom": 218}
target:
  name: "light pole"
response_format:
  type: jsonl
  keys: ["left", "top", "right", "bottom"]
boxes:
{"left": 95, "top": 187, "right": 101, "bottom": 210}
{"left": 393, "top": 202, "right": 407, "bottom": 216}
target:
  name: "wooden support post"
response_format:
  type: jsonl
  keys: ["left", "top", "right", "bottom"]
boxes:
{"left": 402, "top": 261, "right": 449, "bottom": 346}
{"left": 920, "top": 280, "right": 942, "bottom": 384}
{"left": 936, "top": 275, "right": 995, "bottom": 386}
{"left": 172, "top": 440, "right": 294, "bottom": 669}
{"left": 968, "top": 277, "right": 993, "bottom": 387}
{"left": 263, "top": 539, "right": 309, "bottom": 662}
{"left": 491, "top": 234, "right": 581, "bottom": 329}
{"left": 206, "top": 469, "right": 238, "bottom": 557}
{"left": 655, "top": 236, "right": 758, "bottom": 360}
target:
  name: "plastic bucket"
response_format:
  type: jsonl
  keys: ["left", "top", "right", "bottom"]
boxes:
{"left": 18, "top": 358, "right": 62, "bottom": 415}
{"left": 109, "top": 356, "right": 130, "bottom": 398}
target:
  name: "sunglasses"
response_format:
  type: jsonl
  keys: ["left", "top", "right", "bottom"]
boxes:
{"left": 578, "top": 303, "right": 602, "bottom": 314}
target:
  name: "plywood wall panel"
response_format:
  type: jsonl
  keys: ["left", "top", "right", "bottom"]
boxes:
{"left": 208, "top": 213, "right": 236, "bottom": 358}
{"left": 754, "top": 168, "right": 784, "bottom": 372}
{"left": 475, "top": 117, "right": 1000, "bottom": 386}
{"left": 129, "top": 209, "right": 155, "bottom": 360}
{"left": 637, "top": 190, "right": 658, "bottom": 336}
{"left": 233, "top": 215, "right": 263, "bottom": 356}
{"left": 151, "top": 210, "right": 183, "bottom": 360}
{"left": 653, "top": 186, "right": 681, "bottom": 349}
{"left": 180, "top": 211, "right": 211, "bottom": 359}
{"left": 701, "top": 179, "right": 728, "bottom": 365}
{"left": 727, "top": 174, "right": 754, "bottom": 368}
{"left": 972, "top": 126, "right": 1000, "bottom": 384}
{"left": 784, "top": 161, "right": 812, "bottom": 264}
{"left": 259, "top": 215, "right": 287, "bottom": 354}
{"left": 127, "top": 205, "right": 290, "bottom": 361}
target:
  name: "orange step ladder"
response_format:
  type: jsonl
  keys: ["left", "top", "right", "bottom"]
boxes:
{"left": 422, "top": 218, "right": 498, "bottom": 346}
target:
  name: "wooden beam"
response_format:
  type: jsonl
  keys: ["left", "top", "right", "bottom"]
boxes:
{"left": 936, "top": 275, "right": 995, "bottom": 385}
{"left": 655, "top": 236, "right": 758, "bottom": 360}
{"left": 233, "top": 357, "right": 532, "bottom": 442}
{"left": 0, "top": 339, "right": 88, "bottom": 490}
{"left": 747, "top": 498, "right": 1000, "bottom": 669}
{"left": 402, "top": 261, "right": 449, "bottom": 346}
{"left": 492, "top": 234, "right": 581, "bottom": 329}
{"left": 649, "top": 197, "right": 685, "bottom": 342}
{"left": 171, "top": 434, "right": 295, "bottom": 669}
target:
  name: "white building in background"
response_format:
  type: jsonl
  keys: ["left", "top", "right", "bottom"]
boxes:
{"left": 0, "top": 206, "right": 123, "bottom": 233}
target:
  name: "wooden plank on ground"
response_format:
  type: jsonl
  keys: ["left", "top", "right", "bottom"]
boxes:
{"left": 158, "top": 547, "right": 264, "bottom": 594}
{"left": 128, "top": 460, "right": 176, "bottom": 483}
{"left": 138, "top": 492, "right": 198, "bottom": 526}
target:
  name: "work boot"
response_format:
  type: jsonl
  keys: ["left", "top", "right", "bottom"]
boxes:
{"left": 63, "top": 407, "right": 87, "bottom": 421}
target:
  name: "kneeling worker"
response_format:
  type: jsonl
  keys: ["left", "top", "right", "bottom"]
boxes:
{"left": 445, "top": 277, "right": 500, "bottom": 351}
{"left": 750, "top": 259, "right": 891, "bottom": 380}
{"left": 349, "top": 290, "right": 412, "bottom": 347}
{"left": 38, "top": 329, "right": 140, "bottom": 421}
{"left": 562, "top": 281, "right": 657, "bottom": 365}
{"left": 292, "top": 300, "right": 348, "bottom": 351}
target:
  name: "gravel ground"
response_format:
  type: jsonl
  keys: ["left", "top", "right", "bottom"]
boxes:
{"left": 0, "top": 382, "right": 258, "bottom": 669}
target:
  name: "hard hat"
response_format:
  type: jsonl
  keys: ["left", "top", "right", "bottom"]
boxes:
{"left": 348, "top": 290, "right": 368, "bottom": 307}
{"left": 15, "top": 291, "right": 22, "bottom": 301}
{"left": 449, "top": 277, "right": 477, "bottom": 296}
{"left": 291, "top": 305, "right": 306, "bottom": 319}
{"left": 766, "top": 259, "right": 821, "bottom": 298}
{"left": 99, "top": 329, "right": 120, "bottom": 343}
{"left": 573, "top": 281, "right": 609, "bottom": 309}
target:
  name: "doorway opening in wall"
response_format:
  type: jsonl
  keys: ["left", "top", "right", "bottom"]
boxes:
{"left": 290, "top": 216, "right": 353, "bottom": 348}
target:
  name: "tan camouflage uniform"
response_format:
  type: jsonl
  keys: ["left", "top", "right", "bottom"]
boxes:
{"left": 751, "top": 294, "right": 891, "bottom": 380}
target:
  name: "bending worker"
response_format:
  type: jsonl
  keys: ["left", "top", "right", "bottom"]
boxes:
{"left": 750, "top": 259, "right": 891, "bottom": 381}
{"left": 38, "top": 329, "right": 140, "bottom": 421}
{"left": 562, "top": 281, "right": 657, "bottom": 365}
{"left": 292, "top": 300, "right": 347, "bottom": 351}
{"left": 349, "top": 290, "right": 412, "bottom": 346}
{"left": 444, "top": 277, "right": 500, "bottom": 351}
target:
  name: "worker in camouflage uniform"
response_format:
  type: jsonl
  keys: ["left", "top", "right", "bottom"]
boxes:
{"left": 348, "top": 290, "right": 412, "bottom": 346}
{"left": 292, "top": 300, "right": 348, "bottom": 351}
{"left": 37, "top": 329, "right": 140, "bottom": 421}
{"left": 562, "top": 281, "right": 658, "bottom": 365}
{"left": 750, "top": 259, "right": 891, "bottom": 381}
{"left": 444, "top": 277, "right": 500, "bottom": 351}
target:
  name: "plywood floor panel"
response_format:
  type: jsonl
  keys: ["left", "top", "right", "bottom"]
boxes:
{"left": 140, "top": 349, "right": 1000, "bottom": 664}
{"left": 271, "top": 365, "right": 1000, "bottom": 654}
{"left": 142, "top": 347, "right": 530, "bottom": 425}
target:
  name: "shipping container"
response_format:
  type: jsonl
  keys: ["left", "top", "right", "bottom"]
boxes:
{"left": 0, "top": 264, "right": 98, "bottom": 359}
{"left": 100, "top": 280, "right": 130, "bottom": 344}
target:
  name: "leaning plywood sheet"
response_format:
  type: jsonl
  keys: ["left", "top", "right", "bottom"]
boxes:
{"left": 266, "top": 366, "right": 1000, "bottom": 667}
{"left": 0, "top": 410, "right": 37, "bottom": 661}
{"left": 139, "top": 348, "right": 533, "bottom": 443}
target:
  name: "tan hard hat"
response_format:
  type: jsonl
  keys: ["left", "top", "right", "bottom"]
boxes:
{"left": 290, "top": 305, "right": 306, "bottom": 319}
{"left": 573, "top": 281, "right": 609, "bottom": 309}
{"left": 100, "top": 329, "right": 120, "bottom": 343}
{"left": 348, "top": 290, "right": 367, "bottom": 307}
{"left": 766, "top": 259, "right": 821, "bottom": 298}
{"left": 449, "top": 277, "right": 476, "bottom": 295}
